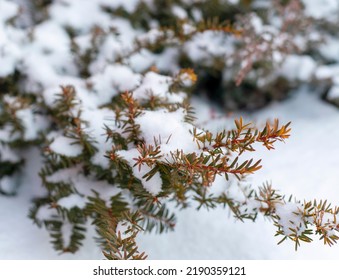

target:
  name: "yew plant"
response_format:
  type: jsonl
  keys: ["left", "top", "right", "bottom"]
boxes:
{"left": 1, "top": 0, "right": 339, "bottom": 259}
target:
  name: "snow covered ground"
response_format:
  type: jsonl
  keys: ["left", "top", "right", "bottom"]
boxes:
{"left": 2, "top": 88, "right": 339, "bottom": 259}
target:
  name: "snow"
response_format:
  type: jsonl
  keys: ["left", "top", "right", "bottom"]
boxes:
{"left": 137, "top": 29, "right": 165, "bottom": 45}
{"left": 172, "top": 5, "right": 188, "bottom": 19}
{"left": 184, "top": 31, "right": 234, "bottom": 65}
{"left": 250, "top": 13, "right": 264, "bottom": 34}
{"left": 319, "top": 37, "right": 339, "bottom": 62}
{"left": 49, "top": 0, "right": 111, "bottom": 33}
{"left": 0, "top": 144, "right": 19, "bottom": 162}
{"left": 316, "top": 64, "right": 339, "bottom": 80}
{"left": 45, "top": 165, "right": 83, "bottom": 184}
{"left": 87, "top": 19, "right": 138, "bottom": 73}
{"left": 45, "top": 165, "right": 122, "bottom": 207}
{"left": 0, "top": 0, "right": 18, "bottom": 22}
{"left": 0, "top": 125, "right": 20, "bottom": 142}
{"left": 61, "top": 222, "right": 73, "bottom": 248}
{"left": 228, "top": 0, "right": 239, "bottom": 4}
{"left": 0, "top": 176, "right": 16, "bottom": 194}
{"left": 49, "top": 136, "right": 83, "bottom": 157}
{"left": 42, "top": 87, "right": 62, "bottom": 107}
{"left": 182, "top": 23, "right": 196, "bottom": 36}
{"left": 57, "top": 194, "right": 87, "bottom": 210}
{"left": 20, "top": 18, "right": 78, "bottom": 91}
{"left": 81, "top": 107, "right": 115, "bottom": 169}
{"left": 316, "top": 211, "right": 339, "bottom": 233}
{"left": 302, "top": 0, "right": 339, "bottom": 20}
{"left": 136, "top": 109, "right": 196, "bottom": 155}
{"left": 327, "top": 85, "right": 339, "bottom": 99}
{"left": 133, "top": 72, "right": 186, "bottom": 103}
{"left": 15, "top": 108, "right": 39, "bottom": 141}
{"left": 36, "top": 205, "right": 58, "bottom": 221}
{"left": 109, "top": 18, "right": 139, "bottom": 48}
{"left": 73, "top": 34, "right": 92, "bottom": 54}
{"left": 0, "top": 1, "right": 23, "bottom": 77}
{"left": 31, "top": 20, "right": 71, "bottom": 54}
{"left": 280, "top": 55, "right": 317, "bottom": 81}
{"left": 89, "top": 64, "right": 141, "bottom": 106}
{"left": 0, "top": 32, "right": 22, "bottom": 77}
{"left": 275, "top": 202, "right": 304, "bottom": 236}
{"left": 153, "top": 48, "right": 180, "bottom": 73}
{"left": 129, "top": 49, "right": 155, "bottom": 72}
{"left": 191, "top": 8, "right": 203, "bottom": 22}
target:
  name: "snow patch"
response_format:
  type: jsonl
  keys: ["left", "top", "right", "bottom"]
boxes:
{"left": 0, "top": 0, "right": 19, "bottom": 22}
{"left": 280, "top": 55, "right": 316, "bottom": 81}
{"left": 135, "top": 109, "right": 197, "bottom": 155}
{"left": 0, "top": 176, "right": 16, "bottom": 194}
{"left": 81, "top": 107, "right": 115, "bottom": 169}
{"left": 0, "top": 144, "right": 20, "bottom": 162}
{"left": 275, "top": 202, "right": 304, "bottom": 236}
{"left": 327, "top": 85, "right": 339, "bottom": 100}
{"left": 133, "top": 72, "right": 186, "bottom": 103}
{"left": 302, "top": 0, "right": 339, "bottom": 20}
{"left": 58, "top": 194, "right": 87, "bottom": 209}
{"left": 15, "top": 108, "right": 39, "bottom": 141}
{"left": 61, "top": 222, "right": 73, "bottom": 248}
{"left": 49, "top": 136, "right": 82, "bottom": 157}
{"left": 89, "top": 64, "right": 141, "bottom": 106}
